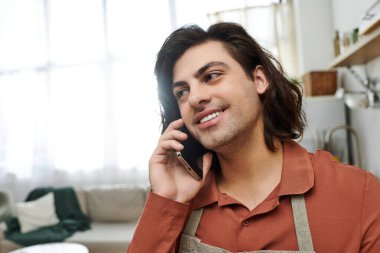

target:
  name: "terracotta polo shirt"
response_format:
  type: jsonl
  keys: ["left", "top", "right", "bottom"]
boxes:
{"left": 127, "top": 141, "right": 380, "bottom": 253}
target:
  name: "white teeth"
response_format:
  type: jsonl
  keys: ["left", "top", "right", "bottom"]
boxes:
{"left": 200, "top": 111, "right": 222, "bottom": 124}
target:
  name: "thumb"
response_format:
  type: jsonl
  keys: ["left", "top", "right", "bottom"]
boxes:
{"left": 201, "top": 152, "right": 213, "bottom": 183}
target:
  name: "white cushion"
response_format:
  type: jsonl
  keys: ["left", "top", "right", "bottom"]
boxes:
{"left": 67, "top": 221, "right": 138, "bottom": 243}
{"left": 87, "top": 186, "right": 146, "bottom": 222}
{"left": 16, "top": 192, "right": 59, "bottom": 233}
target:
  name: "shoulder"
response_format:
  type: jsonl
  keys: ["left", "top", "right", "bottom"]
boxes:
{"left": 311, "top": 149, "right": 372, "bottom": 182}
{"left": 308, "top": 149, "right": 380, "bottom": 201}
{"left": 304, "top": 148, "right": 380, "bottom": 250}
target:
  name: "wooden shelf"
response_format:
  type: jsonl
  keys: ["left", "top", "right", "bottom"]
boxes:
{"left": 329, "top": 27, "right": 380, "bottom": 68}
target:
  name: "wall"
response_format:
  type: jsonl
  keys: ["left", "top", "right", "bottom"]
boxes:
{"left": 293, "top": 0, "right": 334, "bottom": 75}
{"left": 331, "top": 0, "right": 374, "bottom": 31}
{"left": 350, "top": 108, "right": 380, "bottom": 175}
{"left": 295, "top": 0, "right": 380, "bottom": 175}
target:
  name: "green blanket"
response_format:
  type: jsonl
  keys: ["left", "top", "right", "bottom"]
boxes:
{"left": 5, "top": 187, "right": 90, "bottom": 246}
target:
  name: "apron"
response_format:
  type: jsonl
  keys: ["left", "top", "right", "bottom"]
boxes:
{"left": 179, "top": 195, "right": 315, "bottom": 253}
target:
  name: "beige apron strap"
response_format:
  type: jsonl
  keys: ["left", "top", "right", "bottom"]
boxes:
{"left": 183, "top": 208, "right": 204, "bottom": 236}
{"left": 290, "top": 195, "right": 314, "bottom": 251}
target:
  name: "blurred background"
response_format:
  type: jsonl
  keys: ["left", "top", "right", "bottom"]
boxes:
{"left": 0, "top": 0, "right": 379, "bottom": 201}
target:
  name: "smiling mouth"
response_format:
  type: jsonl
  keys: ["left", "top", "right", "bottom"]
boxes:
{"left": 200, "top": 111, "right": 223, "bottom": 124}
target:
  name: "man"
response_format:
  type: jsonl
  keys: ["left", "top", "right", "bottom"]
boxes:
{"left": 128, "top": 22, "right": 380, "bottom": 252}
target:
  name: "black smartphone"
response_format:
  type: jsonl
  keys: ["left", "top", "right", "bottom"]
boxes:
{"left": 176, "top": 126, "right": 208, "bottom": 181}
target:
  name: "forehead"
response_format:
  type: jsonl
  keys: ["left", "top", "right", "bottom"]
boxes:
{"left": 173, "top": 41, "right": 236, "bottom": 81}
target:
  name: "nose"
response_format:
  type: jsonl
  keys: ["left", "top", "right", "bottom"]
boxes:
{"left": 188, "top": 84, "right": 211, "bottom": 108}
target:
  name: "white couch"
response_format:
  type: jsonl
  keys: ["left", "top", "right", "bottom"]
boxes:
{"left": 0, "top": 184, "right": 147, "bottom": 253}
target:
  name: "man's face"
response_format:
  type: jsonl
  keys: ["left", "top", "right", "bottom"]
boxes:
{"left": 172, "top": 40, "right": 268, "bottom": 152}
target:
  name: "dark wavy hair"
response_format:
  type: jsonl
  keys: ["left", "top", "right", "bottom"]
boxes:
{"left": 154, "top": 22, "right": 306, "bottom": 152}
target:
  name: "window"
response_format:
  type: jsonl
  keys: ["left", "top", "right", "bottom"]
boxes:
{"left": 0, "top": 0, "right": 171, "bottom": 179}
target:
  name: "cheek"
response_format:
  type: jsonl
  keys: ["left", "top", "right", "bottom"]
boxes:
{"left": 236, "top": 82, "right": 258, "bottom": 101}
{"left": 235, "top": 88, "right": 262, "bottom": 115}
{"left": 178, "top": 104, "right": 191, "bottom": 122}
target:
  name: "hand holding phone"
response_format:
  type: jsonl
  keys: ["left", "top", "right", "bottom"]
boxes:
{"left": 176, "top": 126, "right": 208, "bottom": 181}
{"left": 148, "top": 119, "right": 212, "bottom": 203}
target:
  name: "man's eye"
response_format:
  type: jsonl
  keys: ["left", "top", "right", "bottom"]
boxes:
{"left": 174, "top": 89, "right": 189, "bottom": 99}
{"left": 205, "top": 72, "right": 220, "bottom": 82}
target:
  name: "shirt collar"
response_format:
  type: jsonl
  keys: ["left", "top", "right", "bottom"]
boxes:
{"left": 278, "top": 140, "right": 314, "bottom": 196}
{"left": 192, "top": 169, "right": 219, "bottom": 209}
{"left": 192, "top": 140, "right": 315, "bottom": 210}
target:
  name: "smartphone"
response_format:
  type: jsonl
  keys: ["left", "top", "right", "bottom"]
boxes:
{"left": 176, "top": 126, "right": 208, "bottom": 181}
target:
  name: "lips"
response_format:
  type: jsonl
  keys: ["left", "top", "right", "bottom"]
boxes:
{"left": 200, "top": 111, "right": 222, "bottom": 123}
{"left": 194, "top": 108, "right": 224, "bottom": 124}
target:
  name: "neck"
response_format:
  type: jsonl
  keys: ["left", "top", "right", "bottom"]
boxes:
{"left": 217, "top": 138, "right": 283, "bottom": 185}
{"left": 215, "top": 128, "right": 283, "bottom": 210}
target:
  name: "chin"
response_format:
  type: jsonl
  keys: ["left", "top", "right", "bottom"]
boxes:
{"left": 201, "top": 137, "right": 229, "bottom": 151}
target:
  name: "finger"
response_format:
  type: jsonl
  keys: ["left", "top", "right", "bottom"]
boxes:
{"left": 164, "top": 118, "right": 184, "bottom": 133}
{"left": 155, "top": 139, "right": 184, "bottom": 154}
{"left": 160, "top": 130, "right": 187, "bottom": 142}
{"left": 201, "top": 152, "right": 213, "bottom": 183}
{"left": 150, "top": 152, "right": 176, "bottom": 165}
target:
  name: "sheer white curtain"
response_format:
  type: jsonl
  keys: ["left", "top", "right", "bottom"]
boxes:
{"left": 0, "top": 0, "right": 171, "bottom": 201}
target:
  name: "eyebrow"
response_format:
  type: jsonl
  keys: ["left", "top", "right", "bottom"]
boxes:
{"left": 172, "top": 61, "right": 229, "bottom": 88}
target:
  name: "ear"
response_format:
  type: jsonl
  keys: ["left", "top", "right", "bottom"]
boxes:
{"left": 252, "top": 65, "right": 269, "bottom": 94}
